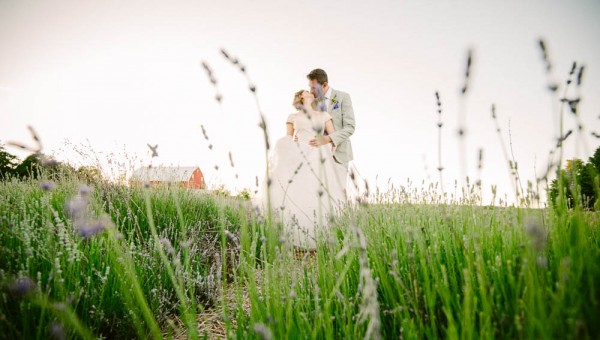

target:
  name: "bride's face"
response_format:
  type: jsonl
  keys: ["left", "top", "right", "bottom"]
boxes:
{"left": 301, "top": 91, "right": 315, "bottom": 103}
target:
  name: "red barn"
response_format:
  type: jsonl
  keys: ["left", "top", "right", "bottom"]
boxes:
{"left": 130, "top": 166, "right": 205, "bottom": 189}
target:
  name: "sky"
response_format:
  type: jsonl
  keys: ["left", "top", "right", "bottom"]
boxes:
{"left": 1, "top": 0, "right": 599, "bottom": 205}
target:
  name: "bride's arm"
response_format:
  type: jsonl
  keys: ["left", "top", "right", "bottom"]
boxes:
{"left": 286, "top": 113, "right": 295, "bottom": 138}
{"left": 324, "top": 119, "right": 335, "bottom": 136}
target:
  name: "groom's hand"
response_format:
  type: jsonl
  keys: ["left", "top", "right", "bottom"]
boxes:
{"left": 309, "top": 136, "right": 332, "bottom": 147}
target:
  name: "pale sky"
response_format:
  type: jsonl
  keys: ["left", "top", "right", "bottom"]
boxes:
{"left": 1, "top": 0, "right": 599, "bottom": 205}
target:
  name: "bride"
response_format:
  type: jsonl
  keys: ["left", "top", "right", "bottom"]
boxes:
{"left": 255, "top": 89, "right": 347, "bottom": 250}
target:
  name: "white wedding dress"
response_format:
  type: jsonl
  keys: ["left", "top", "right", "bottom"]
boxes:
{"left": 255, "top": 111, "right": 347, "bottom": 249}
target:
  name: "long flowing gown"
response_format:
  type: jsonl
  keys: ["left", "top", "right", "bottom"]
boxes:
{"left": 254, "top": 111, "right": 347, "bottom": 249}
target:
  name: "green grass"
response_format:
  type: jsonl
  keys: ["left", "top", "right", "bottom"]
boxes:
{"left": 230, "top": 202, "right": 599, "bottom": 339}
{"left": 1, "top": 172, "right": 599, "bottom": 339}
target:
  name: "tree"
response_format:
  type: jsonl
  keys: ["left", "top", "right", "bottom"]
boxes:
{"left": 14, "top": 154, "right": 42, "bottom": 180}
{"left": 579, "top": 163, "right": 598, "bottom": 209}
{"left": 0, "top": 144, "right": 18, "bottom": 179}
{"left": 589, "top": 147, "right": 600, "bottom": 174}
{"left": 549, "top": 146, "right": 600, "bottom": 211}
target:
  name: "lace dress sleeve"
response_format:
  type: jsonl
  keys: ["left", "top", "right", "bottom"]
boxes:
{"left": 286, "top": 113, "right": 295, "bottom": 124}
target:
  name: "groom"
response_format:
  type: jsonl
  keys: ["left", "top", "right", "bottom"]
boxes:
{"left": 307, "top": 68, "right": 355, "bottom": 191}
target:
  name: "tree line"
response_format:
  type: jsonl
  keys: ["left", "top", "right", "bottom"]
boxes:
{"left": 2, "top": 144, "right": 599, "bottom": 210}
{"left": 0, "top": 144, "right": 102, "bottom": 183}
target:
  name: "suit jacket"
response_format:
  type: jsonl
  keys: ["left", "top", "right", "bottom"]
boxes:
{"left": 326, "top": 88, "right": 355, "bottom": 164}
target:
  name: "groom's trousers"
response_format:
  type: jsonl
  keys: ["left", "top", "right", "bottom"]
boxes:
{"left": 332, "top": 160, "right": 349, "bottom": 199}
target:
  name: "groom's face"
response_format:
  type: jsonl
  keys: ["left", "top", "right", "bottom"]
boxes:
{"left": 308, "top": 79, "right": 327, "bottom": 98}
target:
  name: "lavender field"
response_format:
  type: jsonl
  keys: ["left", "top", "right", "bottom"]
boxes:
{"left": 0, "top": 161, "right": 599, "bottom": 338}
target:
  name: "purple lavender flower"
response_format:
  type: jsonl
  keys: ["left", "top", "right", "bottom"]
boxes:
{"left": 9, "top": 277, "right": 37, "bottom": 297}
{"left": 41, "top": 156, "right": 60, "bottom": 167}
{"left": 76, "top": 214, "right": 114, "bottom": 239}
{"left": 66, "top": 198, "right": 87, "bottom": 219}
{"left": 40, "top": 181, "right": 55, "bottom": 191}
{"left": 49, "top": 321, "right": 66, "bottom": 340}
{"left": 318, "top": 102, "right": 327, "bottom": 112}
{"left": 147, "top": 143, "right": 159, "bottom": 157}
{"left": 253, "top": 323, "right": 272, "bottom": 340}
{"left": 314, "top": 84, "right": 324, "bottom": 99}
{"left": 78, "top": 185, "right": 91, "bottom": 196}
{"left": 76, "top": 221, "right": 106, "bottom": 238}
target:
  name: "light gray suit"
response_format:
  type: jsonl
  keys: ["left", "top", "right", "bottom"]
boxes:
{"left": 323, "top": 88, "right": 355, "bottom": 194}
{"left": 326, "top": 88, "right": 355, "bottom": 165}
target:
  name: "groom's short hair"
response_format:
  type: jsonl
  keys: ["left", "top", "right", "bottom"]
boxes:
{"left": 307, "top": 69, "right": 328, "bottom": 85}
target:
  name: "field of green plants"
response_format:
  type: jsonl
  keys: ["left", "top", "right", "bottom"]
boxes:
{"left": 0, "top": 167, "right": 598, "bottom": 339}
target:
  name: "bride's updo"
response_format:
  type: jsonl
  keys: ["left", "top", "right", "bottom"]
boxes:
{"left": 292, "top": 90, "right": 317, "bottom": 110}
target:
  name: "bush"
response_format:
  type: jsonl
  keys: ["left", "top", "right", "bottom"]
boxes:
{"left": 549, "top": 147, "right": 600, "bottom": 211}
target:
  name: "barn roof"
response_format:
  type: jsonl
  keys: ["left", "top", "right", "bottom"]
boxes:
{"left": 130, "top": 166, "right": 200, "bottom": 182}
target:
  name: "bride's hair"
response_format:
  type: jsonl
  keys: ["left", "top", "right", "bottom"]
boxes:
{"left": 292, "top": 90, "right": 317, "bottom": 110}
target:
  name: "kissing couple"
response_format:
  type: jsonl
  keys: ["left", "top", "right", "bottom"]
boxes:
{"left": 255, "top": 68, "right": 356, "bottom": 251}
